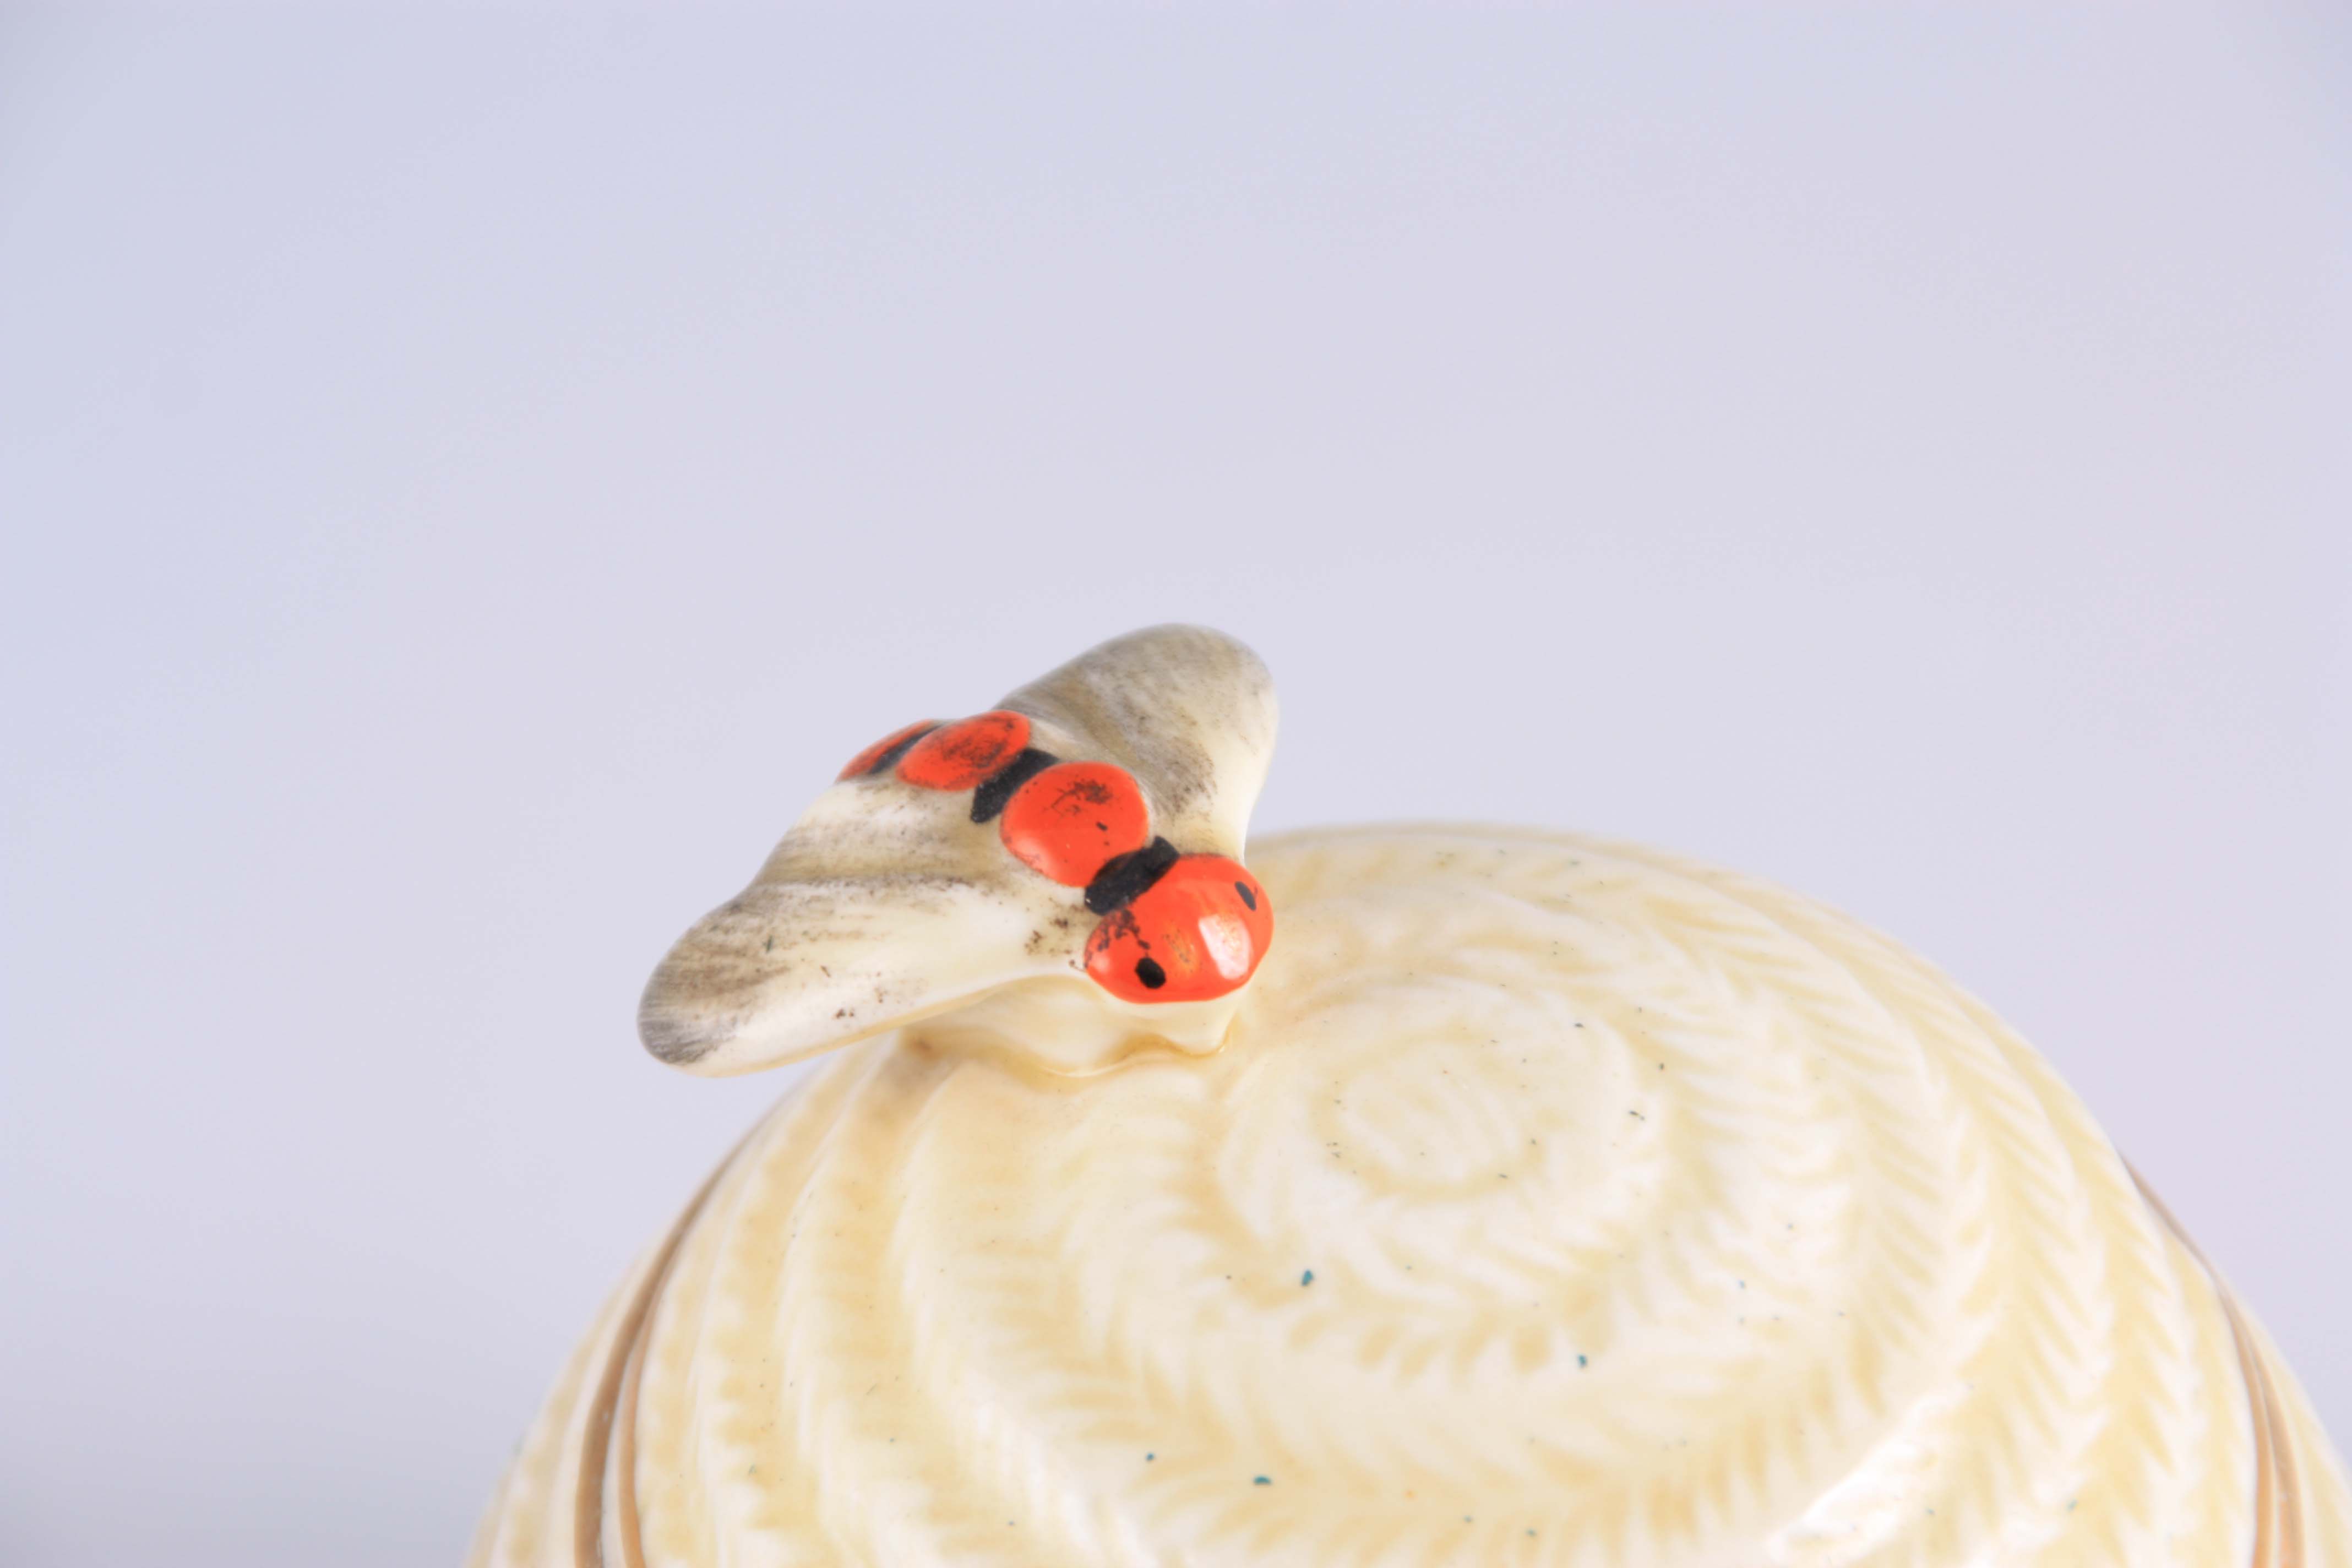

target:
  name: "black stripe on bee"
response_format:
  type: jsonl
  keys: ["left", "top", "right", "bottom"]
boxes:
{"left": 1085, "top": 836, "right": 1179, "bottom": 914}
{"left": 865, "top": 725, "right": 938, "bottom": 776}
{"left": 970, "top": 747, "right": 1060, "bottom": 823}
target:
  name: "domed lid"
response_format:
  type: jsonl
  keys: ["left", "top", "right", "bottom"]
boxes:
{"left": 477, "top": 625, "right": 2351, "bottom": 1568}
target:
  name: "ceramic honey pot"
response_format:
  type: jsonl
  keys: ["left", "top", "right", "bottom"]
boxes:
{"left": 472, "top": 625, "right": 2349, "bottom": 1568}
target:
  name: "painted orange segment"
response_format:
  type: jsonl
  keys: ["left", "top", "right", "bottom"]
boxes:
{"left": 1084, "top": 854, "right": 1272, "bottom": 1003}
{"left": 837, "top": 721, "right": 939, "bottom": 781}
{"left": 1001, "top": 762, "right": 1151, "bottom": 885}
{"left": 896, "top": 711, "right": 1032, "bottom": 790}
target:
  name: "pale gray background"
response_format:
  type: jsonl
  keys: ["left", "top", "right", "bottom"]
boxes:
{"left": 3, "top": 6, "right": 2347, "bottom": 1564}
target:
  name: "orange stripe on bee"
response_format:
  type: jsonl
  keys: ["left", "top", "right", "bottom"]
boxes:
{"left": 838, "top": 721, "right": 938, "bottom": 781}
{"left": 896, "top": 711, "right": 1032, "bottom": 790}
{"left": 1001, "top": 761, "right": 1151, "bottom": 886}
{"left": 1084, "top": 854, "right": 1272, "bottom": 1003}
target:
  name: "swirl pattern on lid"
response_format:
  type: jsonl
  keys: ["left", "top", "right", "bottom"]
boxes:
{"left": 473, "top": 827, "right": 2351, "bottom": 1568}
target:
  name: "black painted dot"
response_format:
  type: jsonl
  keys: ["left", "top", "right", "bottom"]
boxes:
{"left": 1233, "top": 880, "right": 1256, "bottom": 911}
{"left": 1135, "top": 956, "right": 1167, "bottom": 989}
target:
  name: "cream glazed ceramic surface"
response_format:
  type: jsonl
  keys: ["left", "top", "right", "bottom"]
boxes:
{"left": 472, "top": 627, "right": 2349, "bottom": 1568}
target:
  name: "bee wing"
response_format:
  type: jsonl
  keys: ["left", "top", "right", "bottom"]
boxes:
{"left": 637, "top": 785, "right": 1081, "bottom": 1075}
{"left": 1001, "top": 624, "right": 1276, "bottom": 856}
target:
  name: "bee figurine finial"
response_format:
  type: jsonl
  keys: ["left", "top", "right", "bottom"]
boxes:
{"left": 638, "top": 625, "right": 1277, "bottom": 1075}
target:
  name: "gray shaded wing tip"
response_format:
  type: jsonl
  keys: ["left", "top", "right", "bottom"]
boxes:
{"left": 637, "top": 989, "right": 729, "bottom": 1067}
